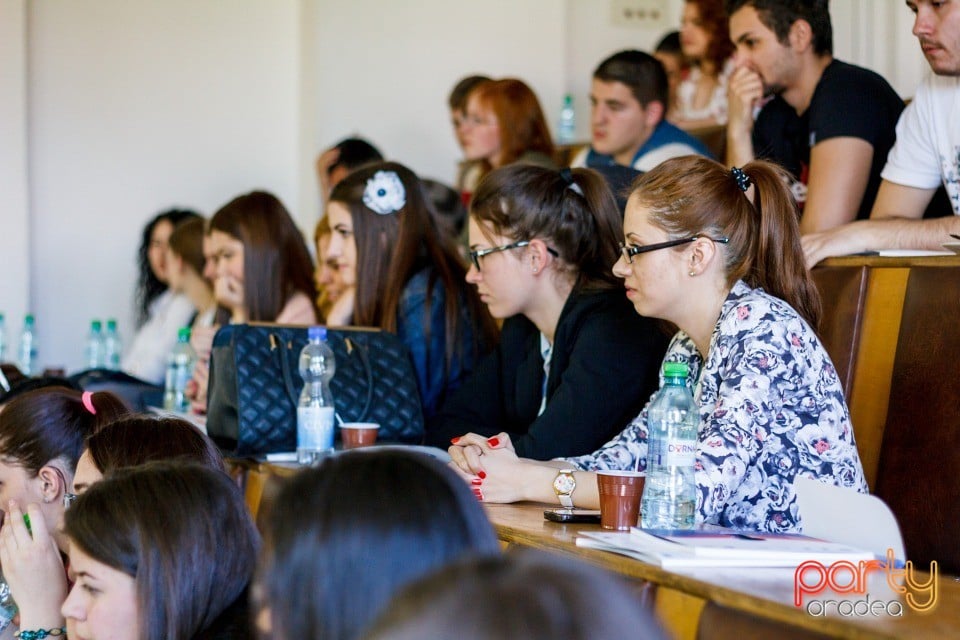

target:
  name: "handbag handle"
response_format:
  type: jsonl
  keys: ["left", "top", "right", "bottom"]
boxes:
{"left": 273, "top": 334, "right": 301, "bottom": 407}
{"left": 272, "top": 332, "right": 376, "bottom": 420}
{"left": 349, "top": 338, "right": 375, "bottom": 421}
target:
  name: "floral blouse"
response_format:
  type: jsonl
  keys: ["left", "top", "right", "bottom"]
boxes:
{"left": 564, "top": 281, "right": 868, "bottom": 533}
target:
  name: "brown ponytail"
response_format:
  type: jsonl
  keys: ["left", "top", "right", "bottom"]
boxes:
{"left": 0, "top": 387, "right": 131, "bottom": 474}
{"left": 633, "top": 156, "right": 821, "bottom": 329}
{"left": 471, "top": 165, "right": 623, "bottom": 291}
{"left": 743, "top": 160, "right": 822, "bottom": 329}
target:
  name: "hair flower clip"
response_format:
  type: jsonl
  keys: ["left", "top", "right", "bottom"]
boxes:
{"left": 363, "top": 171, "right": 406, "bottom": 215}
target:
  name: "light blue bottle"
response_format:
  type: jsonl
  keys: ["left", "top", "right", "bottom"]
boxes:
{"left": 641, "top": 361, "right": 697, "bottom": 530}
{"left": 162, "top": 327, "right": 195, "bottom": 412}
{"left": 17, "top": 314, "right": 37, "bottom": 376}
{"left": 85, "top": 319, "right": 105, "bottom": 369}
{"left": 297, "top": 326, "right": 336, "bottom": 464}
{"left": 557, "top": 93, "right": 576, "bottom": 144}
{"left": 103, "top": 318, "right": 122, "bottom": 370}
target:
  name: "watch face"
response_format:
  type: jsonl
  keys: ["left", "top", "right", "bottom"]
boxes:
{"left": 554, "top": 472, "right": 576, "bottom": 494}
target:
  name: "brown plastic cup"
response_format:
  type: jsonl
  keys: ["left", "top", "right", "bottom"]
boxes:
{"left": 340, "top": 422, "right": 380, "bottom": 449}
{"left": 596, "top": 470, "right": 645, "bottom": 531}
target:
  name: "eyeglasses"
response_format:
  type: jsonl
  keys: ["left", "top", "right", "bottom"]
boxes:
{"left": 52, "top": 466, "right": 77, "bottom": 509}
{"left": 469, "top": 241, "right": 559, "bottom": 271}
{"left": 618, "top": 235, "right": 729, "bottom": 264}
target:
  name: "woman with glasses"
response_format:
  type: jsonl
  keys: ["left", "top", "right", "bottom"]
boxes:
{"left": 449, "top": 156, "right": 867, "bottom": 534}
{"left": 324, "top": 161, "right": 498, "bottom": 421}
{"left": 426, "top": 164, "right": 668, "bottom": 460}
{"left": 0, "top": 388, "right": 129, "bottom": 637}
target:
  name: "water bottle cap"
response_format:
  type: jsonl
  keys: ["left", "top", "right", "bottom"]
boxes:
{"left": 308, "top": 326, "right": 326, "bottom": 341}
{"left": 24, "top": 314, "right": 34, "bottom": 325}
{"left": 91, "top": 319, "right": 102, "bottom": 330}
{"left": 662, "top": 362, "right": 689, "bottom": 378}
{"left": 178, "top": 326, "right": 191, "bottom": 341}
{"left": 106, "top": 319, "right": 117, "bottom": 329}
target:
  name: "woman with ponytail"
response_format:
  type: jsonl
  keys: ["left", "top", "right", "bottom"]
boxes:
{"left": 0, "top": 387, "right": 130, "bottom": 637}
{"left": 449, "top": 157, "right": 867, "bottom": 534}
{"left": 428, "top": 165, "right": 668, "bottom": 459}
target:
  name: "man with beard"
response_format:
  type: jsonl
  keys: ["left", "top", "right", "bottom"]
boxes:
{"left": 725, "top": 0, "right": 904, "bottom": 234}
{"left": 804, "top": 0, "right": 960, "bottom": 266}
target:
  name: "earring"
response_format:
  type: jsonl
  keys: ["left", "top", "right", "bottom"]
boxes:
{"left": 689, "top": 270, "right": 696, "bottom": 277}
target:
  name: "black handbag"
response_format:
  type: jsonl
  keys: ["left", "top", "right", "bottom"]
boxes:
{"left": 206, "top": 323, "right": 424, "bottom": 455}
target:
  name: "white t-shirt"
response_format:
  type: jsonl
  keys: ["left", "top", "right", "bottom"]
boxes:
{"left": 881, "top": 73, "right": 960, "bottom": 215}
{"left": 122, "top": 290, "right": 195, "bottom": 385}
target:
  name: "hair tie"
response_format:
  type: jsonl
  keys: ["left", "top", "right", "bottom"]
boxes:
{"left": 731, "top": 166, "right": 751, "bottom": 192}
{"left": 559, "top": 168, "right": 584, "bottom": 196}
{"left": 81, "top": 391, "right": 97, "bottom": 415}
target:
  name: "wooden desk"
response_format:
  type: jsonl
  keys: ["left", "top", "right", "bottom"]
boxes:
{"left": 489, "top": 502, "right": 960, "bottom": 640}
{"left": 813, "top": 255, "right": 960, "bottom": 489}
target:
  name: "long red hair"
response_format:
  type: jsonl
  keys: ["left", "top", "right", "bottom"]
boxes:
{"left": 471, "top": 79, "right": 554, "bottom": 173}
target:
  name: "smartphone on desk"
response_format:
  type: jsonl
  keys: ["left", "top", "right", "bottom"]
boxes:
{"left": 543, "top": 508, "right": 602, "bottom": 524}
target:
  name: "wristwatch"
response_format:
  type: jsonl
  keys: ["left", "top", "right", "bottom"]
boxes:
{"left": 553, "top": 469, "right": 576, "bottom": 507}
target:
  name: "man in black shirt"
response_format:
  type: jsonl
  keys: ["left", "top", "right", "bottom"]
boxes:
{"left": 725, "top": 0, "right": 904, "bottom": 233}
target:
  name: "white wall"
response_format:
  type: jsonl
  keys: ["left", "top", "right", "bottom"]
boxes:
{"left": 565, "top": 0, "right": 684, "bottom": 142}
{"left": 302, "top": 0, "right": 565, "bottom": 226}
{"left": 28, "top": 0, "right": 301, "bottom": 372}
{"left": 13, "top": 0, "right": 932, "bottom": 373}
{"left": 0, "top": 0, "right": 30, "bottom": 360}
{"left": 831, "top": 0, "right": 928, "bottom": 97}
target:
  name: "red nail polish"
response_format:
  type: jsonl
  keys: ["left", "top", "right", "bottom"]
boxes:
{"left": 451, "top": 437, "right": 460, "bottom": 444}
{"left": 471, "top": 478, "right": 483, "bottom": 485}
{"left": 478, "top": 471, "right": 487, "bottom": 479}
{"left": 487, "top": 437, "right": 500, "bottom": 447}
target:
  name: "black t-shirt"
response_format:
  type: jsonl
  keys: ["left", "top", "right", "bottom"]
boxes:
{"left": 752, "top": 60, "right": 905, "bottom": 220}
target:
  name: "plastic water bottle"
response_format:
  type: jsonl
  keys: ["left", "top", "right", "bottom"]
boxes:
{"left": 162, "top": 327, "right": 195, "bottom": 412}
{"left": 641, "top": 361, "right": 698, "bottom": 530}
{"left": 557, "top": 93, "right": 576, "bottom": 144}
{"left": 297, "top": 326, "right": 336, "bottom": 464}
{"left": 85, "top": 319, "right": 105, "bottom": 369}
{"left": 0, "top": 313, "right": 6, "bottom": 362}
{"left": 103, "top": 318, "right": 122, "bottom": 370}
{"left": 17, "top": 314, "right": 37, "bottom": 376}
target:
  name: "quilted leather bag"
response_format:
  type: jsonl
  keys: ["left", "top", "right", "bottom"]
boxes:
{"left": 206, "top": 323, "right": 424, "bottom": 455}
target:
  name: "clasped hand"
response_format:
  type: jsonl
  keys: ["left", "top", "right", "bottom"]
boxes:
{"left": 447, "top": 433, "right": 526, "bottom": 503}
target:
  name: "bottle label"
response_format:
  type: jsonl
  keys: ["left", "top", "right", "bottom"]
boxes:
{"left": 297, "top": 406, "right": 335, "bottom": 451}
{"left": 664, "top": 439, "right": 697, "bottom": 466}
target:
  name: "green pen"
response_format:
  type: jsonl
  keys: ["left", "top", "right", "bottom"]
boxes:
{"left": 22, "top": 513, "right": 31, "bottom": 535}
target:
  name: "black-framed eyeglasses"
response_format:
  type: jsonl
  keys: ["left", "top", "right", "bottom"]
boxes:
{"left": 618, "top": 235, "right": 729, "bottom": 264}
{"left": 469, "top": 241, "right": 559, "bottom": 271}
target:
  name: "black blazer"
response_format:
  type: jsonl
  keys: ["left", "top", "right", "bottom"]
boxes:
{"left": 426, "top": 287, "right": 668, "bottom": 459}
